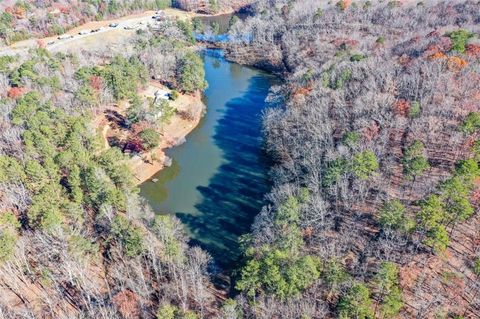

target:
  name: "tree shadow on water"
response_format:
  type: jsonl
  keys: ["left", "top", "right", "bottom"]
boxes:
{"left": 177, "top": 75, "right": 275, "bottom": 270}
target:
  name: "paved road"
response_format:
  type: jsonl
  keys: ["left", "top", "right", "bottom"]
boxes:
{"left": 46, "top": 15, "right": 153, "bottom": 52}
{"left": 0, "top": 8, "right": 191, "bottom": 57}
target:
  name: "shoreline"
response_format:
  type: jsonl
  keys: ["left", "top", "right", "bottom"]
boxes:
{"left": 0, "top": 7, "right": 231, "bottom": 56}
{"left": 131, "top": 92, "right": 207, "bottom": 186}
{"left": 129, "top": 89, "right": 206, "bottom": 186}
{"left": 93, "top": 83, "right": 206, "bottom": 187}
{"left": 2, "top": 5, "right": 229, "bottom": 185}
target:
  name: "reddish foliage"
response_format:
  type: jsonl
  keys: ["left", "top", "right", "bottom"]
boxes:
{"left": 471, "top": 178, "right": 480, "bottom": 204}
{"left": 10, "top": 6, "right": 26, "bottom": 19}
{"left": 424, "top": 44, "right": 441, "bottom": 54}
{"left": 362, "top": 121, "right": 380, "bottom": 141}
{"left": 99, "top": 2, "right": 108, "bottom": 11}
{"left": 463, "top": 134, "right": 477, "bottom": 150}
{"left": 428, "top": 51, "right": 447, "bottom": 60}
{"left": 438, "top": 36, "right": 452, "bottom": 51}
{"left": 302, "top": 46, "right": 315, "bottom": 57}
{"left": 461, "top": 75, "right": 480, "bottom": 111}
{"left": 466, "top": 44, "right": 480, "bottom": 57}
{"left": 292, "top": 86, "right": 312, "bottom": 97}
{"left": 398, "top": 54, "right": 413, "bottom": 66}
{"left": 410, "top": 35, "right": 422, "bottom": 44}
{"left": 302, "top": 226, "right": 313, "bottom": 238}
{"left": 130, "top": 122, "right": 149, "bottom": 135}
{"left": 427, "top": 30, "right": 440, "bottom": 38}
{"left": 393, "top": 99, "right": 410, "bottom": 116}
{"left": 59, "top": 6, "right": 70, "bottom": 14}
{"left": 447, "top": 56, "right": 468, "bottom": 71}
{"left": 424, "top": 37, "right": 453, "bottom": 58}
{"left": 7, "top": 87, "right": 27, "bottom": 99}
{"left": 423, "top": 41, "right": 450, "bottom": 58}
{"left": 471, "top": 88, "right": 480, "bottom": 102}
{"left": 112, "top": 290, "right": 140, "bottom": 319}
{"left": 336, "top": 0, "right": 351, "bottom": 10}
{"left": 463, "top": 103, "right": 479, "bottom": 113}
{"left": 332, "top": 38, "right": 359, "bottom": 49}
{"left": 89, "top": 75, "right": 103, "bottom": 91}
{"left": 49, "top": 4, "right": 70, "bottom": 15}
{"left": 36, "top": 39, "right": 46, "bottom": 49}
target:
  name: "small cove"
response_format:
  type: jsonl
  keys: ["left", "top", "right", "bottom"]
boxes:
{"left": 139, "top": 50, "right": 277, "bottom": 269}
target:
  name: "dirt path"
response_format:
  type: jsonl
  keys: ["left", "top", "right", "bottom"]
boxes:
{"left": 130, "top": 84, "right": 205, "bottom": 185}
{"left": 95, "top": 82, "right": 205, "bottom": 185}
{"left": 101, "top": 125, "right": 110, "bottom": 150}
{"left": 0, "top": 8, "right": 199, "bottom": 57}
{"left": 3, "top": 8, "right": 208, "bottom": 185}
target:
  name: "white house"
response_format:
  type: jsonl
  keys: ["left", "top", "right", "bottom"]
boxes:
{"left": 154, "top": 90, "right": 170, "bottom": 103}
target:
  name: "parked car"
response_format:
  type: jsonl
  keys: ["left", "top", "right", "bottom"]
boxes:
{"left": 79, "top": 30, "right": 90, "bottom": 35}
{"left": 47, "top": 41, "right": 55, "bottom": 45}
{"left": 124, "top": 24, "right": 139, "bottom": 30}
{"left": 109, "top": 23, "right": 119, "bottom": 28}
{"left": 57, "top": 34, "right": 74, "bottom": 40}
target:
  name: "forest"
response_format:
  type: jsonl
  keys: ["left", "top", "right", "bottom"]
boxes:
{"left": 0, "top": 11, "right": 214, "bottom": 318}
{"left": 1, "top": 0, "right": 480, "bottom": 318}
{"left": 223, "top": 0, "right": 480, "bottom": 318}
{"left": 0, "top": 0, "right": 253, "bottom": 45}
{"left": 0, "top": 0, "right": 172, "bottom": 44}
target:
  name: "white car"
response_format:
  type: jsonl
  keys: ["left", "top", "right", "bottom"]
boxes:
{"left": 58, "top": 34, "right": 74, "bottom": 40}
{"left": 124, "top": 24, "right": 139, "bottom": 30}
{"left": 79, "top": 30, "right": 90, "bottom": 35}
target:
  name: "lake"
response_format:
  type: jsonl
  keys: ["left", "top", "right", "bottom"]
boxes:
{"left": 140, "top": 50, "right": 276, "bottom": 269}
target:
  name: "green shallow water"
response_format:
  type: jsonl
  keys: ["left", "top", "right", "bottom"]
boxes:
{"left": 139, "top": 50, "right": 277, "bottom": 268}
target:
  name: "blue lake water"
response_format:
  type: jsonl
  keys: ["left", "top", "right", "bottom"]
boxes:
{"left": 139, "top": 50, "right": 276, "bottom": 268}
